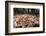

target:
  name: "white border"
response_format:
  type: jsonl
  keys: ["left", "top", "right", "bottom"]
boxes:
{"left": 8, "top": 3, "right": 43, "bottom": 33}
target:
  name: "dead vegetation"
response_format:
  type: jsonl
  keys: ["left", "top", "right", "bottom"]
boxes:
{"left": 14, "top": 14, "right": 39, "bottom": 28}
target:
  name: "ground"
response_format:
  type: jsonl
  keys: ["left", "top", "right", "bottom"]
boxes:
{"left": 14, "top": 14, "right": 39, "bottom": 28}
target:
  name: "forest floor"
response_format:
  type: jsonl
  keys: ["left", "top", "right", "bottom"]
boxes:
{"left": 14, "top": 14, "right": 39, "bottom": 28}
